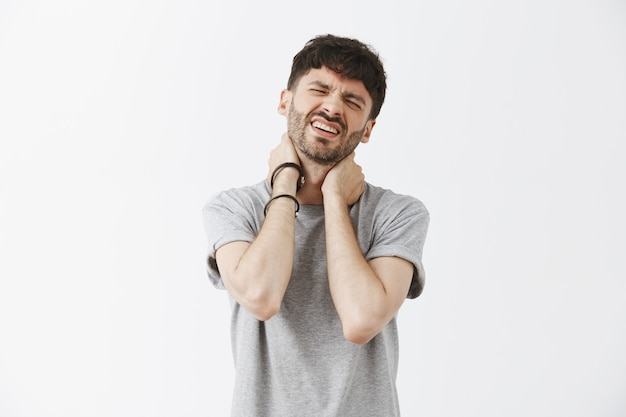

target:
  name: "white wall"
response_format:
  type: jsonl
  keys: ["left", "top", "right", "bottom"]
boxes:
{"left": 1, "top": 1, "right": 625, "bottom": 416}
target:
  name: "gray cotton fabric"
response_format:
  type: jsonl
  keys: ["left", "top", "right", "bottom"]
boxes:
{"left": 202, "top": 180, "right": 429, "bottom": 417}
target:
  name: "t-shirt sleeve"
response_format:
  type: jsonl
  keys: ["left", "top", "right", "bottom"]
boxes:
{"left": 202, "top": 190, "right": 260, "bottom": 289}
{"left": 365, "top": 196, "right": 430, "bottom": 299}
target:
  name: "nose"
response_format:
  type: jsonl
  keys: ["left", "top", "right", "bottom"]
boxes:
{"left": 321, "top": 92, "right": 344, "bottom": 117}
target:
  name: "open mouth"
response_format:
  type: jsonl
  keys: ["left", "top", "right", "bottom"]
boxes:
{"left": 312, "top": 121, "right": 339, "bottom": 134}
{"left": 310, "top": 114, "right": 343, "bottom": 138}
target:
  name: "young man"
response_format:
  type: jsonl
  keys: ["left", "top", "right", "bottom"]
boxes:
{"left": 203, "top": 34, "right": 429, "bottom": 416}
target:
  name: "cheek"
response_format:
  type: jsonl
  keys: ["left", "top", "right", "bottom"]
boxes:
{"left": 296, "top": 92, "right": 327, "bottom": 109}
{"left": 293, "top": 97, "right": 313, "bottom": 113}
{"left": 347, "top": 115, "right": 368, "bottom": 131}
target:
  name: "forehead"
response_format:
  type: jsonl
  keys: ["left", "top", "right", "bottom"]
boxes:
{"left": 297, "top": 67, "right": 372, "bottom": 102}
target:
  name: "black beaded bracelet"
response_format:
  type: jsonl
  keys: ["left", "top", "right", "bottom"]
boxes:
{"left": 264, "top": 194, "right": 300, "bottom": 217}
{"left": 270, "top": 162, "right": 305, "bottom": 191}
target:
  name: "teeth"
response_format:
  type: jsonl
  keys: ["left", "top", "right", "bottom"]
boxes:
{"left": 312, "top": 121, "right": 338, "bottom": 134}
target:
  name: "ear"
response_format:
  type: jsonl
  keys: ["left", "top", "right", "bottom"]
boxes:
{"left": 360, "top": 120, "right": 376, "bottom": 144}
{"left": 277, "top": 89, "right": 292, "bottom": 116}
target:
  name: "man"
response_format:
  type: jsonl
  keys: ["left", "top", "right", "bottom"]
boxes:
{"left": 203, "top": 34, "right": 429, "bottom": 416}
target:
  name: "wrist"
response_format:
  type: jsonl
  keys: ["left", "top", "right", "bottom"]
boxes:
{"left": 272, "top": 173, "right": 298, "bottom": 195}
{"left": 322, "top": 192, "right": 348, "bottom": 209}
{"left": 271, "top": 162, "right": 305, "bottom": 191}
{"left": 264, "top": 194, "right": 299, "bottom": 217}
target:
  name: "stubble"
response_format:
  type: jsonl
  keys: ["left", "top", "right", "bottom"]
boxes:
{"left": 287, "top": 104, "right": 365, "bottom": 166}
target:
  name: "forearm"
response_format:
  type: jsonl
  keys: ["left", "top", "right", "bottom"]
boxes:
{"left": 219, "top": 173, "right": 298, "bottom": 320}
{"left": 324, "top": 196, "right": 391, "bottom": 344}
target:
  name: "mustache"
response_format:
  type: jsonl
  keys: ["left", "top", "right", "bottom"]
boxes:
{"left": 310, "top": 111, "right": 346, "bottom": 131}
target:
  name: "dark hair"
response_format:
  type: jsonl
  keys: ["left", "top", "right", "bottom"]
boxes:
{"left": 287, "top": 34, "right": 387, "bottom": 120}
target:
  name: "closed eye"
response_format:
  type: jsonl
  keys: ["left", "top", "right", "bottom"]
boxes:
{"left": 345, "top": 100, "right": 362, "bottom": 110}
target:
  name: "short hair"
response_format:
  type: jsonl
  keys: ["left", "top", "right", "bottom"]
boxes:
{"left": 287, "top": 34, "right": 387, "bottom": 120}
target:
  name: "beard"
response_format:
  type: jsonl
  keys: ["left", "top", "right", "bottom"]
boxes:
{"left": 287, "top": 104, "right": 365, "bottom": 166}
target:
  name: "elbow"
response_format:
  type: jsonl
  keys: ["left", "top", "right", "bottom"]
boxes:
{"left": 341, "top": 320, "right": 379, "bottom": 345}
{"left": 224, "top": 278, "right": 283, "bottom": 321}
{"left": 250, "top": 301, "right": 280, "bottom": 321}
{"left": 340, "top": 308, "right": 392, "bottom": 345}
{"left": 344, "top": 331, "right": 374, "bottom": 345}
{"left": 241, "top": 293, "right": 282, "bottom": 322}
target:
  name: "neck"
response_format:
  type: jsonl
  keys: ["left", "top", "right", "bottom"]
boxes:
{"left": 295, "top": 157, "right": 332, "bottom": 205}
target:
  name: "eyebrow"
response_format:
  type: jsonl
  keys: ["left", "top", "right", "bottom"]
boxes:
{"left": 308, "top": 80, "right": 367, "bottom": 107}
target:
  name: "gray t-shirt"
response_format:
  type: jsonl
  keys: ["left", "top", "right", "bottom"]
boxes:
{"left": 203, "top": 180, "right": 429, "bottom": 417}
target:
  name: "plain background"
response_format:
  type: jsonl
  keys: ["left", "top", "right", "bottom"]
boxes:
{"left": 1, "top": 0, "right": 625, "bottom": 416}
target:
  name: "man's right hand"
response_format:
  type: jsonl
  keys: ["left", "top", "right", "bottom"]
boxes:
{"left": 217, "top": 132, "right": 300, "bottom": 322}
